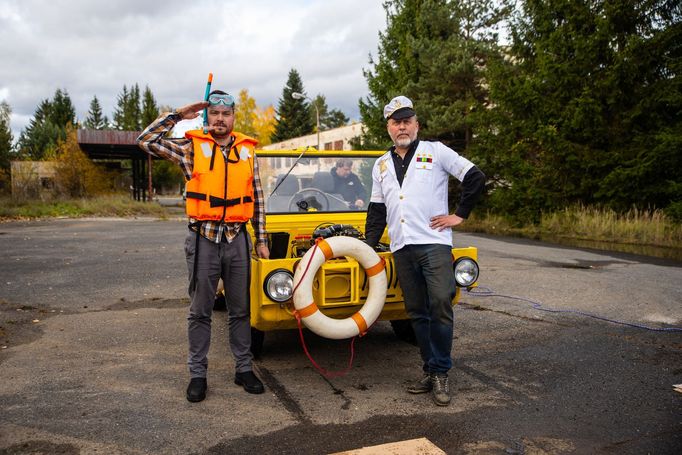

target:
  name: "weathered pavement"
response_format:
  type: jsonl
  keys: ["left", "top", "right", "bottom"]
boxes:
{"left": 1, "top": 218, "right": 680, "bottom": 454}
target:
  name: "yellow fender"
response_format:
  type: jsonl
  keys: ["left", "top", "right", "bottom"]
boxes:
{"left": 293, "top": 236, "right": 387, "bottom": 339}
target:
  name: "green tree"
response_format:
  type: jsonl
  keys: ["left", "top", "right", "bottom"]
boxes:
{"left": 271, "top": 69, "right": 314, "bottom": 143}
{"left": 152, "top": 161, "right": 184, "bottom": 194}
{"left": 17, "top": 89, "right": 76, "bottom": 160}
{"left": 311, "top": 94, "right": 349, "bottom": 130}
{"left": 83, "top": 95, "right": 108, "bottom": 130}
{"left": 479, "top": 0, "right": 682, "bottom": 221}
{"left": 0, "top": 101, "right": 13, "bottom": 192}
{"left": 128, "top": 84, "right": 142, "bottom": 130}
{"left": 359, "top": 0, "right": 509, "bottom": 150}
{"left": 359, "top": 0, "right": 425, "bottom": 149}
{"left": 113, "top": 84, "right": 142, "bottom": 130}
{"left": 141, "top": 85, "right": 159, "bottom": 126}
{"left": 113, "top": 85, "right": 129, "bottom": 130}
{"left": 0, "top": 101, "right": 13, "bottom": 169}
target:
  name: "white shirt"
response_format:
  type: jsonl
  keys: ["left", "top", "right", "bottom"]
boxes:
{"left": 370, "top": 141, "right": 474, "bottom": 252}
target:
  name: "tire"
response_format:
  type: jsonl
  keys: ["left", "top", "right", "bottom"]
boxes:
{"left": 390, "top": 319, "right": 417, "bottom": 345}
{"left": 251, "top": 327, "right": 265, "bottom": 359}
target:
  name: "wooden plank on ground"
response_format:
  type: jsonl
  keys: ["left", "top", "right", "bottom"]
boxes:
{"left": 329, "top": 437, "right": 446, "bottom": 455}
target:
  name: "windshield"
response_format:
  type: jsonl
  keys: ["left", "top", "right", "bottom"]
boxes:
{"left": 258, "top": 154, "right": 376, "bottom": 213}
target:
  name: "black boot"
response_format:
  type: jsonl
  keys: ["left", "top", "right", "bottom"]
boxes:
{"left": 186, "top": 377, "right": 207, "bottom": 402}
{"left": 234, "top": 370, "right": 265, "bottom": 394}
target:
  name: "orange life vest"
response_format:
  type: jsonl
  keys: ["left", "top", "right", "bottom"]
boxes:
{"left": 184, "top": 129, "right": 258, "bottom": 223}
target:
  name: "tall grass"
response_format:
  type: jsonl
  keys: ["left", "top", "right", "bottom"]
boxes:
{"left": 462, "top": 205, "right": 682, "bottom": 248}
{"left": 0, "top": 195, "right": 168, "bottom": 220}
{"left": 540, "top": 205, "right": 681, "bottom": 247}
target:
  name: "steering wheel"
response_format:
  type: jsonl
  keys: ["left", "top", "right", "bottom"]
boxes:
{"left": 288, "top": 188, "right": 330, "bottom": 212}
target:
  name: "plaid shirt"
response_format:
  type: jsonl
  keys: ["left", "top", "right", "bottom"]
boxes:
{"left": 137, "top": 112, "right": 267, "bottom": 245}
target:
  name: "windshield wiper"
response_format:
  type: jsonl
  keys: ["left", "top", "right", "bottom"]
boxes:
{"left": 267, "top": 146, "right": 312, "bottom": 197}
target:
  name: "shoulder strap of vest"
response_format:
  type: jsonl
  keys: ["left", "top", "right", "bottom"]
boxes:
{"left": 185, "top": 129, "right": 216, "bottom": 143}
{"left": 185, "top": 129, "right": 258, "bottom": 149}
{"left": 231, "top": 131, "right": 258, "bottom": 148}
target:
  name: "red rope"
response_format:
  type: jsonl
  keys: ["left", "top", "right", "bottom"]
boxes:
{"left": 295, "top": 314, "right": 357, "bottom": 379}
{"left": 292, "top": 238, "right": 357, "bottom": 378}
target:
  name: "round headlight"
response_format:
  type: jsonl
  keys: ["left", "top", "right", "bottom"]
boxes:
{"left": 263, "top": 269, "right": 294, "bottom": 302}
{"left": 453, "top": 257, "right": 479, "bottom": 287}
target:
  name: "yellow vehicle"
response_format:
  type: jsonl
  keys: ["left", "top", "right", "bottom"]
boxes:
{"left": 236, "top": 148, "right": 479, "bottom": 356}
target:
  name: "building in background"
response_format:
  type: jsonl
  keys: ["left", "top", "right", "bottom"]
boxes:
{"left": 262, "top": 123, "right": 364, "bottom": 151}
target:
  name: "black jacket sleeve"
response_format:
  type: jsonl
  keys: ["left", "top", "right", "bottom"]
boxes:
{"left": 364, "top": 202, "right": 387, "bottom": 247}
{"left": 352, "top": 174, "right": 367, "bottom": 201}
{"left": 454, "top": 166, "right": 486, "bottom": 219}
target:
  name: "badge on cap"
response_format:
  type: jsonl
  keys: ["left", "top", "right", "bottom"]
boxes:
{"left": 384, "top": 95, "right": 416, "bottom": 120}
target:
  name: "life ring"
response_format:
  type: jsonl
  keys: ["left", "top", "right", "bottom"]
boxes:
{"left": 292, "top": 236, "right": 387, "bottom": 339}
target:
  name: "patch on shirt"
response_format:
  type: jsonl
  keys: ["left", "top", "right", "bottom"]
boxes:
{"left": 239, "top": 146, "right": 251, "bottom": 161}
{"left": 378, "top": 158, "right": 389, "bottom": 180}
{"left": 415, "top": 152, "right": 433, "bottom": 169}
{"left": 200, "top": 142, "right": 213, "bottom": 158}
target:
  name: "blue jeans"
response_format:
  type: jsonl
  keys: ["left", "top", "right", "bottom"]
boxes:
{"left": 393, "top": 244, "right": 456, "bottom": 374}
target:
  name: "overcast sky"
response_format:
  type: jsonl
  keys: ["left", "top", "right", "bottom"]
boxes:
{"left": 0, "top": 0, "right": 387, "bottom": 139}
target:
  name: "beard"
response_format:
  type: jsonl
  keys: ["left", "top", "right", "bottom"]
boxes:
{"left": 393, "top": 135, "right": 413, "bottom": 148}
{"left": 211, "top": 123, "right": 231, "bottom": 138}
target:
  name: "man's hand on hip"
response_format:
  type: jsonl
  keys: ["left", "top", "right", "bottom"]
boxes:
{"left": 429, "top": 214, "right": 464, "bottom": 231}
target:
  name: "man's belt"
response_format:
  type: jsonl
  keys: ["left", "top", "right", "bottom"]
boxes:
{"left": 185, "top": 192, "right": 253, "bottom": 208}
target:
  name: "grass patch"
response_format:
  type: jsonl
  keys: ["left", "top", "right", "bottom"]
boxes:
{"left": 0, "top": 194, "right": 168, "bottom": 220}
{"left": 462, "top": 205, "right": 682, "bottom": 249}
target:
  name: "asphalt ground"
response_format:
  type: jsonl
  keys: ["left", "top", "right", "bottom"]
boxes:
{"left": 0, "top": 218, "right": 680, "bottom": 454}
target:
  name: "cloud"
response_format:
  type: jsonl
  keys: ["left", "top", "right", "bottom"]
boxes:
{"left": 0, "top": 0, "right": 386, "bottom": 138}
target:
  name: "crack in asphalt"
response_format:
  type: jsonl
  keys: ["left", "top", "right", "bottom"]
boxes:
{"left": 254, "top": 364, "right": 311, "bottom": 425}
{"left": 319, "top": 375, "right": 353, "bottom": 410}
{"left": 452, "top": 361, "right": 533, "bottom": 404}
{"left": 458, "top": 301, "right": 573, "bottom": 327}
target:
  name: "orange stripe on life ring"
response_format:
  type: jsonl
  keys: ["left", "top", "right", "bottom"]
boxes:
{"left": 317, "top": 239, "right": 334, "bottom": 260}
{"left": 365, "top": 257, "right": 386, "bottom": 277}
{"left": 351, "top": 312, "right": 368, "bottom": 336}
{"left": 297, "top": 301, "right": 319, "bottom": 318}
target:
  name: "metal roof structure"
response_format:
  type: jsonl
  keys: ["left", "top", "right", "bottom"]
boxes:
{"left": 76, "top": 129, "right": 148, "bottom": 160}
{"left": 76, "top": 129, "right": 154, "bottom": 201}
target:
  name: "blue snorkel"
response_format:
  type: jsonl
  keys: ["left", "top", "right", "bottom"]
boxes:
{"left": 202, "top": 72, "right": 213, "bottom": 134}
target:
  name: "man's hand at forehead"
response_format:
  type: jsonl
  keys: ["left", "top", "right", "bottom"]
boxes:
{"left": 175, "top": 101, "right": 209, "bottom": 120}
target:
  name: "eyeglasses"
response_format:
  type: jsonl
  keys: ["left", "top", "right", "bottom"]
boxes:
{"left": 208, "top": 93, "right": 235, "bottom": 107}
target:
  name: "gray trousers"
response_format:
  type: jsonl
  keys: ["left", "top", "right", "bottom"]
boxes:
{"left": 184, "top": 228, "right": 253, "bottom": 378}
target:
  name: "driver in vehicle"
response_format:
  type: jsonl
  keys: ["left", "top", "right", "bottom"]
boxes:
{"left": 330, "top": 159, "right": 366, "bottom": 209}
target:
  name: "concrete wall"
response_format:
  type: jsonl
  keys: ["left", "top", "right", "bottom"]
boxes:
{"left": 262, "top": 122, "right": 364, "bottom": 151}
{"left": 10, "top": 161, "right": 57, "bottom": 199}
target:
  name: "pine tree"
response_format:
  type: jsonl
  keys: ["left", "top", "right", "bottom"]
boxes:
{"left": 270, "top": 69, "right": 314, "bottom": 143}
{"left": 360, "top": 0, "right": 509, "bottom": 150}
{"left": 480, "top": 0, "right": 682, "bottom": 220}
{"left": 128, "top": 84, "right": 142, "bottom": 130}
{"left": 50, "top": 89, "right": 76, "bottom": 129}
{"left": 311, "top": 95, "right": 349, "bottom": 131}
{"left": 0, "top": 101, "right": 13, "bottom": 171}
{"left": 17, "top": 89, "right": 76, "bottom": 159}
{"left": 113, "top": 85, "right": 129, "bottom": 130}
{"left": 113, "top": 84, "right": 142, "bottom": 130}
{"left": 83, "top": 95, "right": 106, "bottom": 130}
{"left": 141, "top": 86, "right": 159, "bottom": 127}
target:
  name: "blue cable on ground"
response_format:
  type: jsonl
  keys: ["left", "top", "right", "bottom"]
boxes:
{"left": 462, "top": 286, "right": 682, "bottom": 333}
